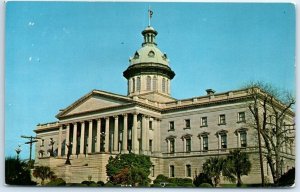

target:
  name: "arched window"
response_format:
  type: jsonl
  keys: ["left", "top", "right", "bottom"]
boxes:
{"left": 153, "top": 76, "right": 157, "bottom": 91}
{"left": 162, "top": 78, "right": 166, "bottom": 93}
{"left": 147, "top": 76, "right": 151, "bottom": 91}
{"left": 137, "top": 77, "right": 141, "bottom": 91}
{"left": 132, "top": 78, "right": 135, "bottom": 92}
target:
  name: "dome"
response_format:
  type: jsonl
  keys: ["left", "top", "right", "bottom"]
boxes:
{"left": 129, "top": 44, "right": 169, "bottom": 66}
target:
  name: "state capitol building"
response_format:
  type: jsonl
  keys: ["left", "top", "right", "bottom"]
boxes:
{"left": 34, "top": 20, "right": 295, "bottom": 184}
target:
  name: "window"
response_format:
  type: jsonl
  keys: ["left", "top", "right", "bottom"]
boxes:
{"left": 219, "top": 114, "right": 226, "bottom": 125}
{"left": 153, "top": 76, "right": 157, "bottom": 91}
{"left": 186, "top": 165, "right": 192, "bottom": 177}
{"left": 221, "top": 134, "right": 227, "bottom": 149}
{"left": 169, "top": 121, "right": 175, "bottom": 131}
{"left": 240, "top": 132, "right": 247, "bottom": 147}
{"left": 186, "top": 138, "right": 191, "bottom": 152}
{"left": 170, "top": 139, "right": 175, "bottom": 153}
{"left": 151, "top": 165, "right": 155, "bottom": 177}
{"left": 149, "top": 121, "right": 153, "bottom": 130}
{"left": 147, "top": 76, "right": 151, "bottom": 91}
{"left": 201, "top": 117, "right": 208, "bottom": 127}
{"left": 166, "top": 79, "right": 169, "bottom": 93}
{"left": 162, "top": 78, "right": 166, "bottom": 93}
{"left": 238, "top": 112, "right": 246, "bottom": 122}
{"left": 170, "top": 165, "right": 175, "bottom": 177}
{"left": 203, "top": 136, "right": 208, "bottom": 151}
{"left": 137, "top": 77, "right": 141, "bottom": 91}
{"left": 149, "top": 139, "right": 153, "bottom": 152}
{"left": 185, "top": 119, "right": 191, "bottom": 129}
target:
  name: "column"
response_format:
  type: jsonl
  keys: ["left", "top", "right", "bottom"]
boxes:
{"left": 145, "top": 116, "right": 149, "bottom": 152}
{"left": 200, "top": 136, "right": 203, "bottom": 151}
{"left": 167, "top": 139, "right": 170, "bottom": 153}
{"left": 237, "top": 132, "right": 241, "bottom": 148}
{"left": 72, "top": 123, "right": 77, "bottom": 155}
{"left": 141, "top": 115, "right": 147, "bottom": 153}
{"left": 157, "top": 119, "right": 161, "bottom": 152}
{"left": 105, "top": 117, "right": 110, "bottom": 152}
{"left": 122, "top": 114, "right": 128, "bottom": 153}
{"left": 183, "top": 138, "right": 186, "bottom": 152}
{"left": 132, "top": 113, "right": 138, "bottom": 154}
{"left": 113, "top": 116, "right": 119, "bottom": 153}
{"left": 96, "top": 119, "right": 101, "bottom": 153}
{"left": 57, "top": 125, "right": 63, "bottom": 157}
{"left": 218, "top": 134, "right": 221, "bottom": 150}
{"left": 80, "top": 121, "right": 85, "bottom": 154}
{"left": 88, "top": 120, "right": 93, "bottom": 154}
{"left": 65, "top": 124, "right": 70, "bottom": 155}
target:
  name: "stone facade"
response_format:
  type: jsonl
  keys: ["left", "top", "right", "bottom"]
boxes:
{"left": 34, "top": 24, "right": 295, "bottom": 185}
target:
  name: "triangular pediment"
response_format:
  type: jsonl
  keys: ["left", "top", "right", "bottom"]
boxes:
{"left": 56, "top": 90, "right": 133, "bottom": 118}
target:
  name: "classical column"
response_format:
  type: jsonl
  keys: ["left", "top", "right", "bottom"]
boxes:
{"left": 88, "top": 120, "right": 93, "bottom": 154}
{"left": 237, "top": 132, "right": 241, "bottom": 148}
{"left": 167, "top": 140, "right": 170, "bottom": 153}
{"left": 65, "top": 124, "right": 70, "bottom": 155}
{"left": 132, "top": 113, "right": 138, "bottom": 154}
{"left": 141, "top": 115, "right": 147, "bottom": 153}
{"left": 72, "top": 123, "right": 77, "bottom": 155}
{"left": 157, "top": 119, "right": 161, "bottom": 152}
{"left": 113, "top": 116, "right": 119, "bottom": 153}
{"left": 145, "top": 116, "right": 149, "bottom": 152}
{"left": 80, "top": 121, "right": 85, "bottom": 154}
{"left": 105, "top": 117, "right": 110, "bottom": 152}
{"left": 218, "top": 134, "right": 221, "bottom": 150}
{"left": 122, "top": 114, "right": 128, "bottom": 153}
{"left": 183, "top": 138, "right": 186, "bottom": 152}
{"left": 96, "top": 119, "right": 101, "bottom": 153}
{"left": 199, "top": 136, "right": 203, "bottom": 151}
{"left": 57, "top": 125, "right": 63, "bottom": 157}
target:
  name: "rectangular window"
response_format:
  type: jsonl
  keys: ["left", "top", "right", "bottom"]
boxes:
{"left": 185, "top": 119, "right": 191, "bottom": 129}
{"left": 219, "top": 114, "right": 226, "bottom": 125}
{"left": 170, "top": 165, "right": 175, "bottom": 177}
{"left": 238, "top": 112, "right": 246, "bottom": 122}
{"left": 186, "top": 138, "right": 191, "bottom": 152}
{"left": 151, "top": 165, "right": 155, "bottom": 177}
{"left": 201, "top": 117, "right": 208, "bottom": 127}
{"left": 186, "top": 165, "right": 192, "bottom": 177}
{"left": 149, "top": 121, "right": 153, "bottom": 130}
{"left": 240, "top": 132, "right": 247, "bottom": 147}
{"left": 169, "top": 121, "right": 175, "bottom": 131}
{"left": 149, "top": 139, "right": 153, "bottom": 152}
{"left": 221, "top": 134, "right": 227, "bottom": 149}
{"left": 203, "top": 136, "right": 208, "bottom": 151}
{"left": 170, "top": 139, "right": 175, "bottom": 153}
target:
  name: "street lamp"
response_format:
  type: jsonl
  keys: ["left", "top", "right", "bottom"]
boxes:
{"left": 15, "top": 145, "right": 22, "bottom": 160}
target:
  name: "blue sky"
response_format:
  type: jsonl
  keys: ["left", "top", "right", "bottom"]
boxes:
{"left": 5, "top": 2, "right": 295, "bottom": 159}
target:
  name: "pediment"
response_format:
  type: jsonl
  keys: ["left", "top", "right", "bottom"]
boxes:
{"left": 57, "top": 90, "right": 132, "bottom": 118}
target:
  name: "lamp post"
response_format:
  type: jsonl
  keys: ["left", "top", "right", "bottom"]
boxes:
{"left": 15, "top": 145, "right": 22, "bottom": 160}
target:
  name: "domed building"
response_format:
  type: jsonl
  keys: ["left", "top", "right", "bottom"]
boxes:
{"left": 34, "top": 22, "right": 295, "bottom": 185}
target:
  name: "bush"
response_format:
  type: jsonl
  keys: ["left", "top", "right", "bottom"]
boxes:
{"left": 104, "top": 182, "right": 114, "bottom": 187}
{"left": 151, "top": 183, "right": 162, "bottom": 187}
{"left": 81, "top": 180, "right": 96, "bottom": 186}
{"left": 89, "top": 183, "right": 98, "bottom": 187}
{"left": 46, "top": 178, "right": 66, "bottom": 186}
{"left": 278, "top": 167, "right": 295, "bottom": 187}
{"left": 193, "top": 173, "right": 213, "bottom": 187}
{"left": 97, "top": 181, "right": 105, "bottom": 186}
{"left": 199, "top": 183, "right": 213, "bottom": 188}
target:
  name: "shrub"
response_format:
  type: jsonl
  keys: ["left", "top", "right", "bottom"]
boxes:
{"left": 89, "top": 183, "right": 98, "bottom": 187}
{"left": 97, "top": 181, "right": 105, "bottom": 186}
{"left": 153, "top": 174, "right": 169, "bottom": 184}
{"left": 46, "top": 178, "right": 66, "bottom": 186}
{"left": 193, "top": 173, "right": 213, "bottom": 187}
{"left": 278, "top": 167, "right": 295, "bottom": 187}
{"left": 199, "top": 183, "right": 213, "bottom": 188}
{"left": 151, "top": 183, "right": 162, "bottom": 187}
{"left": 104, "top": 182, "right": 114, "bottom": 187}
{"left": 166, "top": 183, "right": 178, "bottom": 187}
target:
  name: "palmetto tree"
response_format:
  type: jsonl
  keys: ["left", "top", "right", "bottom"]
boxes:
{"left": 223, "top": 149, "right": 252, "bottom": 187}
{"left": 203, "top": 157, "right": 225, "bottom": 187}
{"left": 32, "top": 166, "right": 55, "bottom": 185}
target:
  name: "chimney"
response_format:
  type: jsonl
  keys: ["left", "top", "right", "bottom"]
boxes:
{"left": 206, "top": 89, "right": 215, "bottom": 96}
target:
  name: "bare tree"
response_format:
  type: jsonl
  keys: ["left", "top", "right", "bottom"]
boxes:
{"left": 246, "top": 82, "right": 295, "bottom": 185}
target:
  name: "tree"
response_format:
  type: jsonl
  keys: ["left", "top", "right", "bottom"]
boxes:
{"left": 202, "top": 157, "right": 224, "bottom": 187}
{"left": 32, "top": 166, "right": 56, "bottom": 185}
{"left": 222, "top": 149, "right": 251, "bottom": 187}
{"left": 5, "top": 157, "right": 36, "bottom": 185}
{"left": 246, "top": 83, "right": 295, "bottom": 185}
{"left": 106, "top": 153, "right": 152, "bottom": 186}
